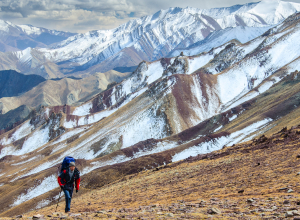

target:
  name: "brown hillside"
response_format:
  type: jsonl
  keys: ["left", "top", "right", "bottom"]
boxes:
{"left": 6, "top": 125, "right": 300, "bottom": 219}
{"left": 0, "top": 70, "right": 130, "bottom": 114}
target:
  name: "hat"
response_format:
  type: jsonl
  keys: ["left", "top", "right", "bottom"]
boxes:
{"left": 69, "top": 162, "right": 75, "bottom": 167}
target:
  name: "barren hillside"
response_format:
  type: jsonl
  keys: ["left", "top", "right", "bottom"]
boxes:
{"left": 5, "top": 125, "right": 300, "bottom": 219}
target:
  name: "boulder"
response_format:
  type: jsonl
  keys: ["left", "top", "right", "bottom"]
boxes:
{"left": 284, "top": 200, "right": 290, "bottom": 204}
{"left": 286, "top": 211, "right": 294, "bottom": 217}
{"left": 272, "top": 206, "right": 278, "bottom": 210}
{"left": 69, "top": 213, "right": 82, "bottom": 217}
{"left": 247, "top": 199, "right": 254, "bottom": 203}
{"left": 286, "top": 210, "right": 299, "bottom": 217}
{"left": 293, "top": 210, "right": 300, "bottom": 216}
{"left": 166, "top": 213, "right": 174, "bottom": 217}
{"left": 279, "top": 187, "right": 288, "bottom": 190}
{"left": 208, "top": 208, "right": 222, "bottom": 215}
{"left": 52, "top": 212, "right": 63, "bottom": 216}
{"left": 33, "top": 214, "right": 44, "bottom": 219}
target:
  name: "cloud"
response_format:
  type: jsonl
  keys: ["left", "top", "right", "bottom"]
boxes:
{"left": 0, "top": 0, "right": 299, "bottom": 33}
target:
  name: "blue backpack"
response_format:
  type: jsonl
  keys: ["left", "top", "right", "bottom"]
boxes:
{"left": 60, "top": 156, "right": 76, "bottom": 173}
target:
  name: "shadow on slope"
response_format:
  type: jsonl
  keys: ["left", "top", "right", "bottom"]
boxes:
{"left": 0, "top": 70, "right": 46, "bottom": 99}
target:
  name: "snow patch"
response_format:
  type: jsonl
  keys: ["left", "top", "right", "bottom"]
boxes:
{"left": 172, "top": 118, "right": 272, "bottom": 162}
{"left": 229, "top": 115, "right": 238, "bottom": 121}
{"left": 72, "top": 102, "right": 92, "bottom": 116}
{"left": 14, "top": 47, "right": 32, "bottom": 64}
{"left": 64, "top": 87, "right": 148, "bottom": 129}
{"left": 16, "top": 127, "right": 50, "bottom": 155}
{"left": 0, "top": 121, "right": 33, "bottom": 145}
{"left": 35, "top": 200, "right": 51, "bottom": 209}
{"left": 187, "top": 54, "right": 213, "bottom": 74}
{"left": 11, "top": 175, "right": 58, "bottom": 207}
{"left": 144, "top": 62, "right": 164, "bottom": 84}
{"left": 214, "top": 125, "right": 223, "bottom": 132}
{"left": 82, "top": 141, "right": 178, "bottom": 175}
{"left": 50, "top": 127, "right": 87, "bottom": 146}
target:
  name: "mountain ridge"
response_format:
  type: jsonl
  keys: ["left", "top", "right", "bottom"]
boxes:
{"left": 0, "top": 0, "right": 299, "bottom": 78}
{"left": 0, "top": 19, "right": 76, "bottom": 52}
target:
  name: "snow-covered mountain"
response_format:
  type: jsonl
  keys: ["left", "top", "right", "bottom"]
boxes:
{"left": 1, "top": 0, "right": 299, "bottom": 79}
{"left": 0, "top": 20, "right": 75, "bottom": 52}
{"left": 2, "top": 8, "right": 300, "bottom": 215}
{"left": 42, "top": 0, "right": 299, "bottom": 66}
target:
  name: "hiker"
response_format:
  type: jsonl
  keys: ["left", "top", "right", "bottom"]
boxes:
{"left": 57, "top": 161, "right": 81, "bottom": 213}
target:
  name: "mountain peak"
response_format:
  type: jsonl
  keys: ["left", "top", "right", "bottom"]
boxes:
{"left": 250, "top": 0, "right": 280, "bottom": 14}
{"left": 249, "top": 0, "right": 300, "bottom": 16}
{"left": 0, "top": 19, "right": 76, "bottom": 52}
{"left": 2, "top": 0, "right": 300, "bottom": 78}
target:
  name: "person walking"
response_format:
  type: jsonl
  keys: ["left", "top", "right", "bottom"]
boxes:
{"left": 57, "top": 162, "right": 80, "bottom": 213}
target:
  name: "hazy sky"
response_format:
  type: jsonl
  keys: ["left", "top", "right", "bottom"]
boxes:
{"left": 0, "top": 0, "right": 299, "bottom": 33}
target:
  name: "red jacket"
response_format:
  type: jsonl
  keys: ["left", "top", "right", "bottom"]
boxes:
{"left": 58, "top": 167, "right": 80, "bottom": 191}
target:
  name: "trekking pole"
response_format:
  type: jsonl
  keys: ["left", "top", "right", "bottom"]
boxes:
{"left": 55, "top": 189, "right": 63, "bottom": 212}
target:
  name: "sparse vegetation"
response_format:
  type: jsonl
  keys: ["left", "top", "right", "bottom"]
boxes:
{"left": 8, "top": 125, "right": 300, "bottom": 219}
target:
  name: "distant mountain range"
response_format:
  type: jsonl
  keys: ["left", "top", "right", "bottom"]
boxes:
{"left": 0, "top": 0, "right": 299, "bottom": 79}
{"left": 0, "top": 20, "right": 75, "bottom": 52}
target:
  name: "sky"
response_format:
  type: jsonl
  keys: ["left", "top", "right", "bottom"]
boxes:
{"left": 0, "top": 0, "right": 299, "bottom": 33}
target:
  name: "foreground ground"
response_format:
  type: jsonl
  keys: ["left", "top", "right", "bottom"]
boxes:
{"left": 3, "top": 125, "right": 300, "bottom": 219}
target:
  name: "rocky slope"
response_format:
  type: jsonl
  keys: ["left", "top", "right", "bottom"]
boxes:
{"left": 0, "top": 19, "right": 75, "bottom": 52}
{"left": 0, "top": 0, "right": 299, "bottom": 78}
{"left": 14, "top": 125, "right": 300, "bottom": 219}
{"left": 2, "top": 3, "right": 300, "bottom": 216}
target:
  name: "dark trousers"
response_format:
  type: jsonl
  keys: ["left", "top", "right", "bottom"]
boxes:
{"left": 63, "top": 188, "right": 73, "bottom": 212}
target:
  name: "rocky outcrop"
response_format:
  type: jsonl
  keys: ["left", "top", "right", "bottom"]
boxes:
{"left": 47, "top": 112, "right": 65, "bottom": 141}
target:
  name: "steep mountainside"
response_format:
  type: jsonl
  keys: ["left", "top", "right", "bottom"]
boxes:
{"left": 0, "top": 20, "right": 75, "bottom": 52}
{"left": 17, "top": 125, "right": 300, "bottom": 219}
{"left": 2, "top": 3, "right": 300, "bottom": 216}
{"left": 0, "top": 0, "right": 299, "bottom": 78}
{"left": 0, "top": 70, "right": 46, "bottom": 101}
